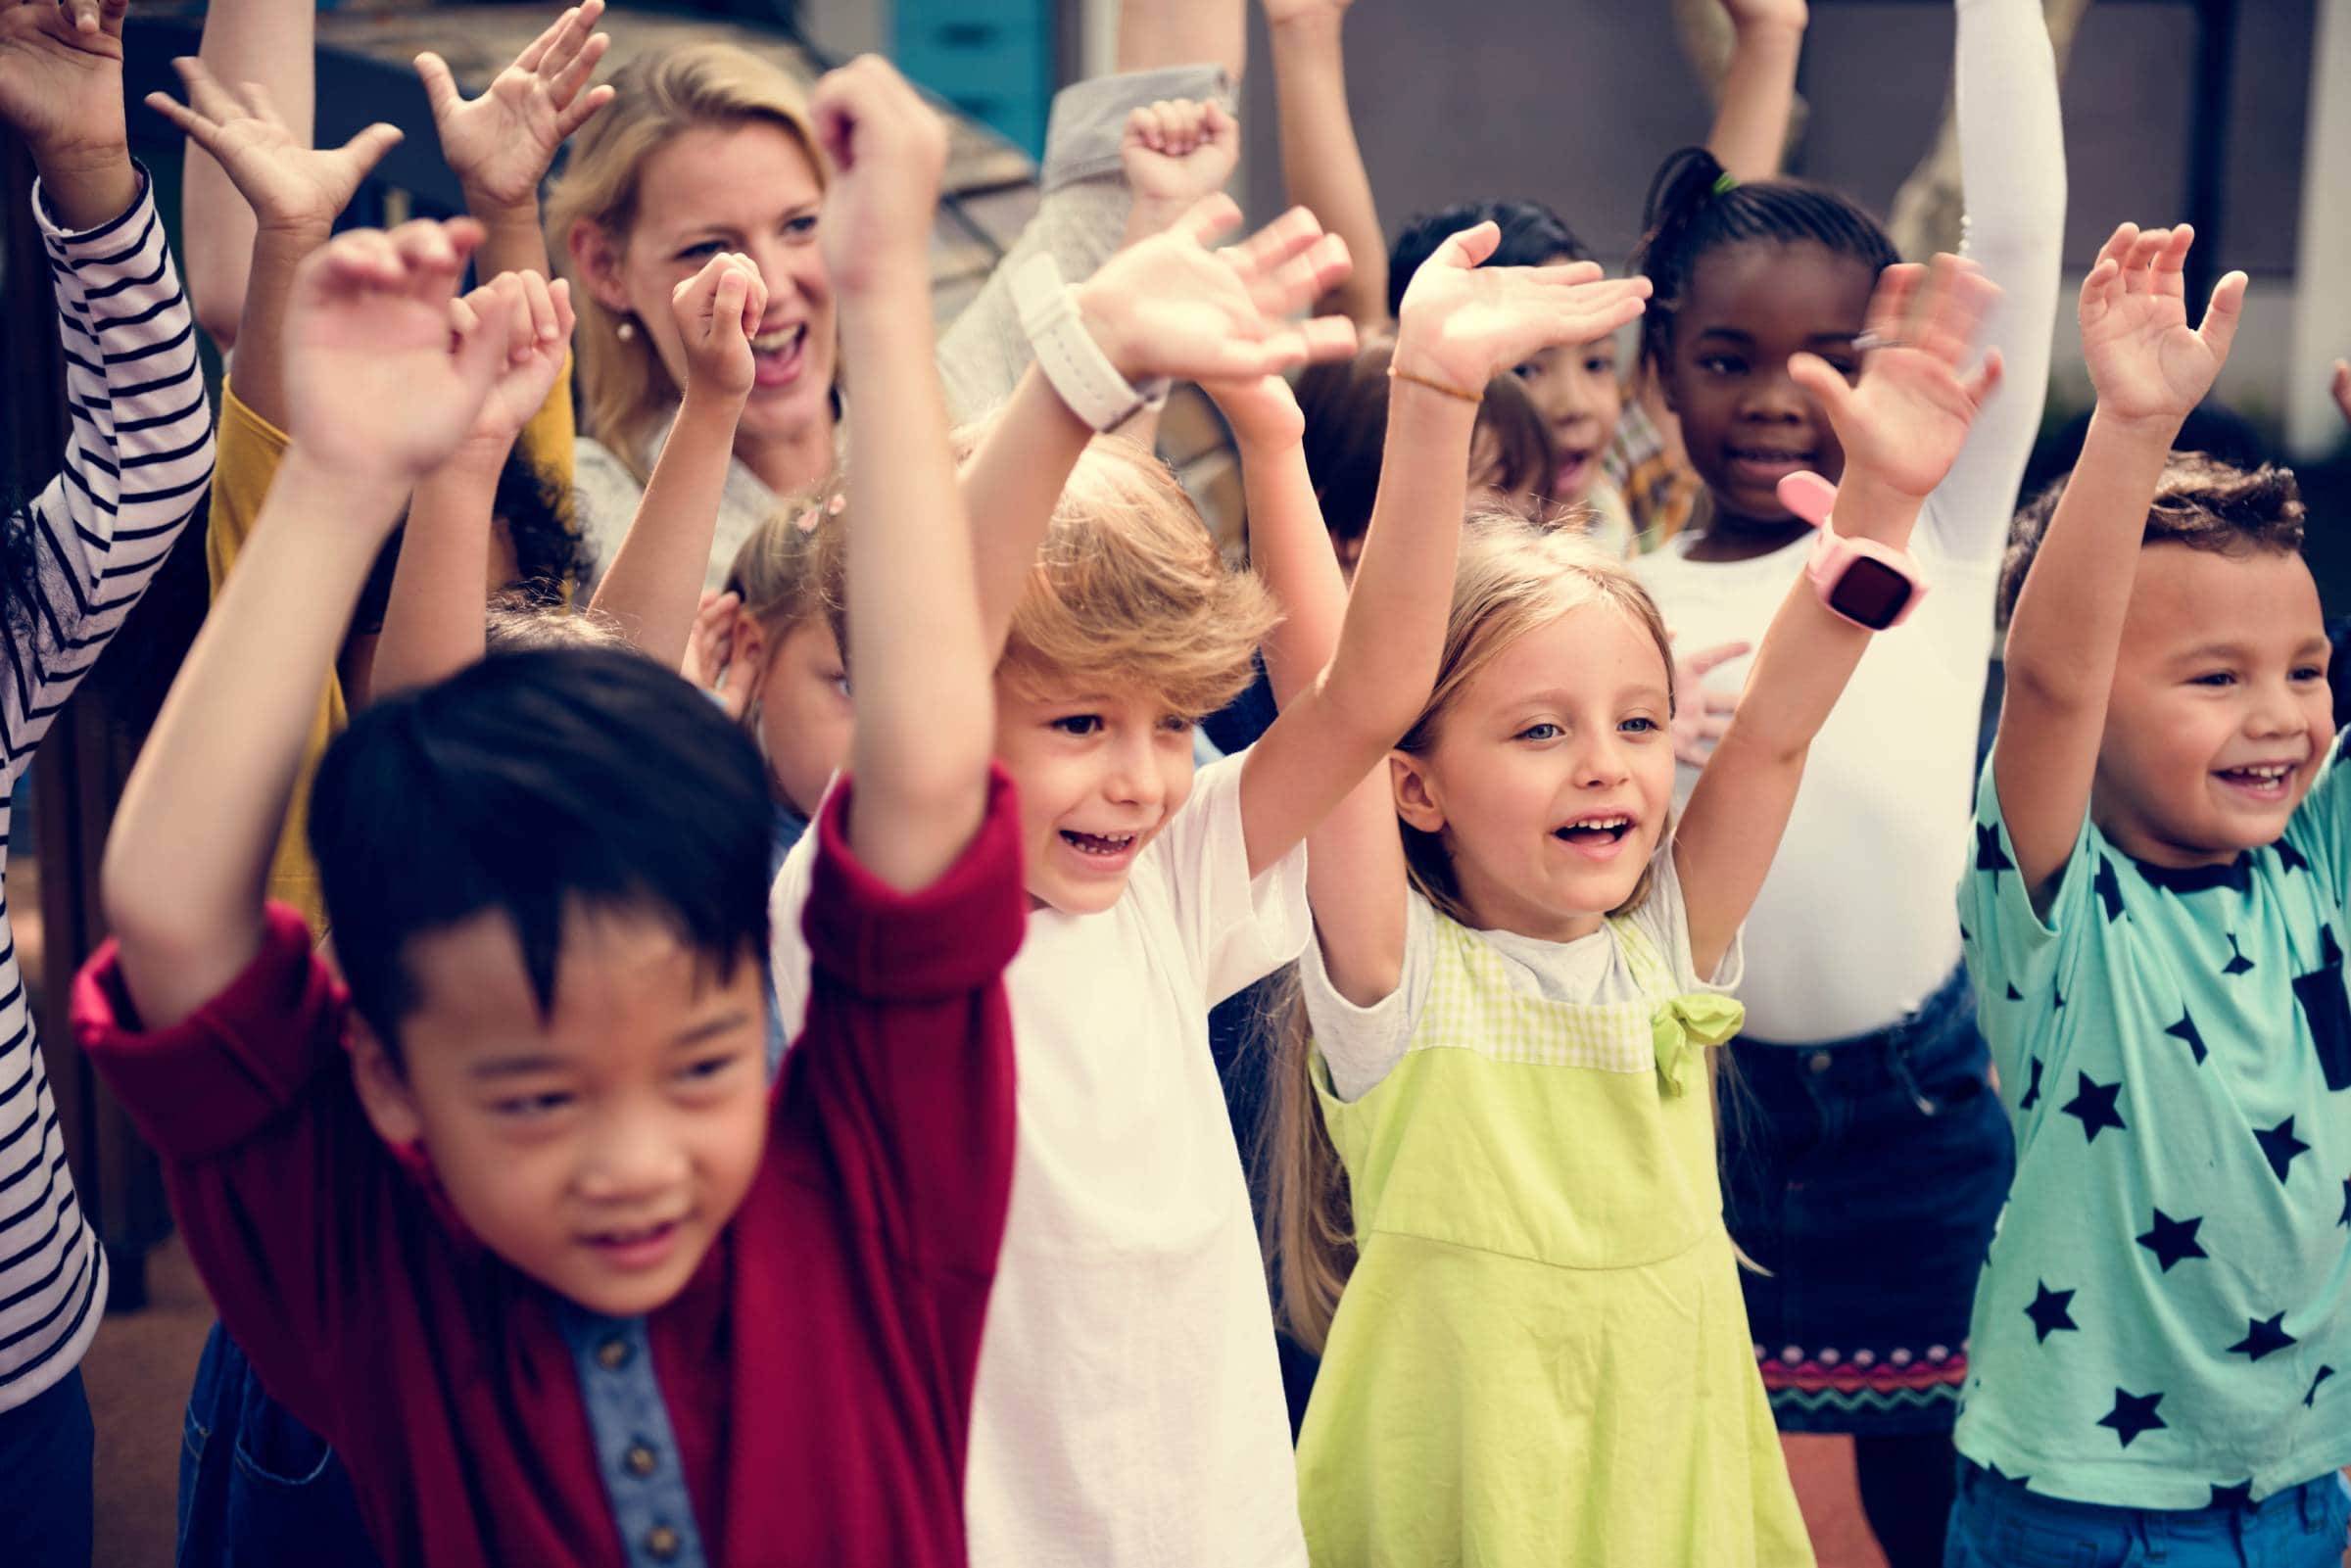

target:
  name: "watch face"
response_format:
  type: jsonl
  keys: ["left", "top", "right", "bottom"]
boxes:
{"left": 1828, "top": 555, "right": 1914, "bottom": 630}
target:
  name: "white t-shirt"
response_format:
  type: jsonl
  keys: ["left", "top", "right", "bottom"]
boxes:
{"left": 1637, "top": 533, "right": 1998, "bottom": 1041}
{"left": 1304, "top": 846, "right": 1739, "bottom": 1101}
{"left": 769, "top": 754, "right": 1312, "bottom": 1567}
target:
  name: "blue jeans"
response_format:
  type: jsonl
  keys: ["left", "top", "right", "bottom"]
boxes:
{"left": 179, "top": 1321, "right": 378, "bottom": 1566}
{"left": 0, "top": 1364, "right": 94, "bottom": 1566}
{"left": 1945, "top": 1458, "right": 2351, "bottom": 1568}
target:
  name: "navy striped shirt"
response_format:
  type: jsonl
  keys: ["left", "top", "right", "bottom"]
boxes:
{"left": 0, "top": 169, "right": 215, "bottom": 1412}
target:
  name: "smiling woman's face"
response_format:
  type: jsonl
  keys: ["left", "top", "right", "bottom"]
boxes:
{"left": 583, "top": 119, "right": 838, "bottom": 451}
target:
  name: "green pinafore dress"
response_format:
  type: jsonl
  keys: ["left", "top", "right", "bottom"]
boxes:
{"left": 1296, "top": 906, "right": 1813, "bottom": 1567}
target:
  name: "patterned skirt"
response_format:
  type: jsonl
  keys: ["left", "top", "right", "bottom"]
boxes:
{"left": 1721, "top": 969, "right": 2016, "bottom": 1436}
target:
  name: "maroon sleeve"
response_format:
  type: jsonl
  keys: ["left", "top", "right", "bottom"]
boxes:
{"left": 781, "top": 765, "right": 1026, "bottom": 1277}
{"left": 72, "top": 902, "right": 392, "bottom": 1428}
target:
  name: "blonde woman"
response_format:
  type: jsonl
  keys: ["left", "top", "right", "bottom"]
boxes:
{"left": 556, "top": 1, "right": 1248, "bottom": 595}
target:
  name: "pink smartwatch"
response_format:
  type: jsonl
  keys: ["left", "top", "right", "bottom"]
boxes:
{"left": 1779, "top": 471, "right": 1928, "bottom": 632}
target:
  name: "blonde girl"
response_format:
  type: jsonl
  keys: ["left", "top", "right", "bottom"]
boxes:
{"left": 1266, "top": 254, "right": 2005, "bottom": 1565}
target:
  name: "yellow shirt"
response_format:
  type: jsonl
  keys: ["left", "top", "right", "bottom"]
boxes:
{"left": 206, "top": 376, "right": 575, "bottom": 930}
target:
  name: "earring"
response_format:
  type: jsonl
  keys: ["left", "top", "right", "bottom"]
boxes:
{"left": 616, "top": 317, "right": 637, "bottom": 342}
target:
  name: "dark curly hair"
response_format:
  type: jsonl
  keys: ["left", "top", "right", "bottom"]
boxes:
{"left": 1995, "top": 452, "right": 2306, "bottom": 630}
{"left": 351, "top": 449, "right": 584, "bottom": 634}
{"left": 1386, "top": 199, "right": 1591, "bottom": 320}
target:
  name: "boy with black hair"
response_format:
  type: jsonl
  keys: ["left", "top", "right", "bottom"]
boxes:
{"left": 1953, "top": 221, "right": 2351, "bottom": 1563}
{"left": 75, "top": 56, "right": 1028, "bottom": 1568}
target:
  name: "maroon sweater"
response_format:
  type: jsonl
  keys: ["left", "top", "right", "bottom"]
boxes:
{"left": 75, "top": 772, "right": 1025, "bottom": 1567}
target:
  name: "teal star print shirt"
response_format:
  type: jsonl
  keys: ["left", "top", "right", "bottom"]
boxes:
{"left": 1955, "top": 744, "right": 2351, "bottom": 1508}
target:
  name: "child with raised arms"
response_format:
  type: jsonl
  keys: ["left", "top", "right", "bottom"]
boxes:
{"left": 75, "top": 56, "right": 1032, "bottom": 1568}
{"left": 1951, "top": 223, "right": 2350, "bottom": 1564}
{"left": 0, "top": 2, "right": 216, "bottom": 1556}
{"left": 765, "top": 196, "right": 1650, "bottom": 1562}
{"left": 1269, "top": 254, "right": 2002, "bottom": 1566}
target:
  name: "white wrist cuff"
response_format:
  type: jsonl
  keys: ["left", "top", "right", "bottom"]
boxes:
{"left": 1012, "top": 253, "right": 1170, "bottom": 432}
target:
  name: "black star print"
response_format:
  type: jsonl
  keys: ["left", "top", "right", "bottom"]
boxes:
{"left": 2209, "top": 1480, "right": 2254, "bottom": 1509}
{"left": 2223, "top": 932, "right": 2254, "bottom": 976}
{"left": 2093, "top": 856, "right": 2125, "bottom": 922}
{"left": 2025, "top": 1281, "right": 2079, "bottom": 1343}
{"left": 2339, "top": 1176, "right": 2349, "bottom": 1229}
{"left": 2165, "top": 1011, "right": 2208, "bottom": 1067}
{"left": 2277, "top": 838, "right": 2310, "bottom": 876}
{"left": 2227, "top": 1311, "right": 2297, "bottom": 1362}
{"left": 2292, "top": 926, "right": 2351, "bottom": 1091}
{"left": 1960, "top": 919, "right": 1972, "bottom": 944}
{"left": 1977, "top": 824, "right": 2014, "bottom": 880}
{"left": 2097, "top": 1388, "right": 2167, "bottom": 1448}
{"left": 2019, "top": 1057, "right": 2044, "bottom": 1111}
{"left": 2061, "top": 1072, "right": 2127, "bottom": 1143}
{"left": 2005, "top": 982, "right": 2024, "bottom": 1002}
{"left": 2053, "top": 981, "right": 2067, "bottom": 1010}
{"left": 2307, "top": 1366, "right": 2336, "bottom": 1408}
{"left": 2136, "top": 1209, "right": 2208, "bottom": 1272}
{"left": 2254, "top": 1117, "right": 2311, "bottom": 1185}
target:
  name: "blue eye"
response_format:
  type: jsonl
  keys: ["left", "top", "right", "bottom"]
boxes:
{"left": 2191, "top": 672, "right": 2236, "bottom": 688}
{"left": 675, "top": 240, "right": 725, "bottom": 261}
{"left": 1516, "top": 722, "right": 1561, "bottom": 742}
{"left": 2293, "top": 666, "right": 2326, "bottom": 683}
{"left": 1620, "top": 716, "right": 1659, "bottom": 734}
{"left": 1052, "top": 714, "right": 1103, "bottom": 736}
{"left": 784, "top": 214, "right": 819, "bottom": 240}
{"left": 1160, "top": 714, "right": 1196, "bottom": 735}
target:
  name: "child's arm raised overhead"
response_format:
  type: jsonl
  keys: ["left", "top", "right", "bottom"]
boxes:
{"left": 101, "top": 220, "right": 509, "bottom": 1030}
{"left": 1260, "top": 0, "right": 1386, "bottom": 326}
{"left": 959, "top": 198, "right": 1355, "bottom": 657}
{"left": 812, "top": 57, "right": 988, "bottom": 888}
{"left": 1994, "top": 224, "right": 2244, "bottom": 894}
{"left": 413, "top": 0, "right": 614, "bottom": 283}
{"left": 586, "top": 251, "right": 765, "bottom": 666}
{"left": 371, "top": 268, "right": 576, "bottom": 698}
{"left": 1674, "top": 255, "right": 2001, "bottom": 974}
{"left": 1285, "top": 229, "right": 1655, "bottom": 1003}
{"left": 146, "top": 59, "right": 403, "bottom": 430}
{"left": 1704, "top": 0, "right": 1808, "bottom": 183}
{"left": 1924, "top": 0, "right": 2066, "bottom": 558}
{"left": 174, "top": 0, "right": 311, "bottom": 351}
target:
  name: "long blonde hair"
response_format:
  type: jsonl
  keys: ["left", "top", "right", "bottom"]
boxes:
{"left": 546, "top": 43, "right": 827, "bottom": 483}
{"left": 1260, "top": 511, "right": 1680, "bottom": 1354}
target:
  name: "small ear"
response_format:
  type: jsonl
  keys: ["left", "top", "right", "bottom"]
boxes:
{"left": 1390, "top": 751, "right": 1446, "bottom": 834}
{"left": 347, "top": 1019, "right": 426, "bottom": 1149}
{"left": 566, "top": 219, "right": 635, "bottom": 315}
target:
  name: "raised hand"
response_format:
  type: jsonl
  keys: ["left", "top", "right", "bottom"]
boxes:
{"left": 680, "top": 589, "right": 750, "bottom": 717}
{"left": 2074, "top": 222, "right": 2244, "bottom": 430}
{"left": 1077, "top": 198, "right": 1359, "bottom": 386}
{"left": 1122, "top": 98, "right": 1239, "bottom": 228}
{"left": 1205, "top": 372, "right": 1308, "bottom": 451}
{"left": 1787, "top": 253, "right": 2001, "bottom": 501}
{"left": 811, "top": 54, "right": 949, "bottom": 297}
{"left": 147, "top": 58, "right": 400, "bottom": 234}
{"left": 1670, "top": 637, "right": 1751, "bottom": 766}
{"left": 415, "top": 0, "right": 613, "bottom": 214}
{"left": 1393, "top": 222, "right": 1652, "bottom": 399}
{"left": 0, "top": 0, "right": 127, "bottom": 186}
{"left": 283, "top": 218, "right": 509, "bottom": 490}
{"left": 449, "top": 268, "right": 576, "bottom": 451}
{"left": 669, "top": 251, "right": 765, "bottom": 402}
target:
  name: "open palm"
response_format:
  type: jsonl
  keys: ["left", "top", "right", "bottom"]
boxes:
{"left": 2078, "top": 223, "right": 2243, "bottom": 426}
{"left": 1792, "top": 255, "right": 1999, "bottom": 501}
{"left": 415, "top": 0, "right": 612, "bottom": 211}
{"left": 1395, "top": 222, "right": 1652, "bottom": 395}
{"left": 286, "top": 221, "right": 506, "bottom": 487}
{"left": 0, "top": 0, "right": 125, "bottom": 159}
{"left": 147, "top": 59, "right": 399, "bottom": 232}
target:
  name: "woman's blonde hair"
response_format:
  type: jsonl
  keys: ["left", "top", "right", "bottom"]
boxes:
{"left": 1259, "top": 508, "right": 1680, "bottom": 1354}
{"left": 546, "top": 43, "right": 827, "bottom": 483}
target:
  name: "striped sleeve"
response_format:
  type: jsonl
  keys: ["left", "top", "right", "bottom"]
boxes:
{"left": 6, "top": 167, "right": 216, "bottom": 784}
{"left": 0, "top": 168, "right": 212, "bottom": 1411}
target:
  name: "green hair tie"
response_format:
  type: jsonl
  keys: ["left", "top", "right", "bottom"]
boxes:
{"left": 1711, "top": 170, "right": 1739, "bottom": 197}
